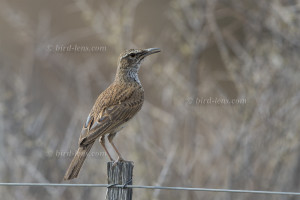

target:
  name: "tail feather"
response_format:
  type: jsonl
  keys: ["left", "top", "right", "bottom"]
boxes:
{"left": 63, "top": 142, "right": 95, "bottom": 180}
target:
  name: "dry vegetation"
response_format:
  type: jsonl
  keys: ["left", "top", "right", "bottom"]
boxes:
{"left": 0, "top": 0, "right": 300, "bottom": 199}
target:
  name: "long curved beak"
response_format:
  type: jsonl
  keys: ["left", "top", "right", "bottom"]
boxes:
{"left": 140, "top": 48, "right": 161, "bottom": 59}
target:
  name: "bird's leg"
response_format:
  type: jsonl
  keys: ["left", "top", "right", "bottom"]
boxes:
{"left": 108, "top": 133, "right": 126, "bottom": 165}
{"left": 99, "top": 135, "right": 114, "bottom": 162}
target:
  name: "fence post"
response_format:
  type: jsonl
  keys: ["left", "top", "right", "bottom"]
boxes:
{"left": 106, "top": 161, "right": 134, "bottom": 200}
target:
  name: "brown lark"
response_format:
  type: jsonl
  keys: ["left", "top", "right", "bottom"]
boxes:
{"left": 64, "top": 48, "right": 160, "bottom": 180}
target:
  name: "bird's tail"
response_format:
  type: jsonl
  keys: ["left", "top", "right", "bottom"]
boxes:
{"left": 63, "top": 141, "right": 95, "bottom": 180}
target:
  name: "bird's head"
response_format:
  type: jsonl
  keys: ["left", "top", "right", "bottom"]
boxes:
{"left": 118, "top": 48, "right": 160, "bottom": 72}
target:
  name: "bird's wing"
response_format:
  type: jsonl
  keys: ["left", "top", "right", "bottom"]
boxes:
{"left": 78, "top": 90, "right": 143, "bottom": 146}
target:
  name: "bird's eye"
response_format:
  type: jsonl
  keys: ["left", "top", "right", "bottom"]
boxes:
{"left": 129, "top": 53, "right": 136, "bottom": 58}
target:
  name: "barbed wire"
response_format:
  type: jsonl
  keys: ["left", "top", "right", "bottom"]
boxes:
{"left": 0, "top": 183, "right": 299, "bottom": 196}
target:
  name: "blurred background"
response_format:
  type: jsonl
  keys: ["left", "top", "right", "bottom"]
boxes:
{"left": 0, "top": 0, "right": 300, "bottom": 199}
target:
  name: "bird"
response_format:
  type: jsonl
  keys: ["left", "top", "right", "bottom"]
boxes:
{"left": 63, "top": 48, "right": 160, "bottom": 180}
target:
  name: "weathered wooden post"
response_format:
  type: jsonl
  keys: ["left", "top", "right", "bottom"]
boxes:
{"left": 106, "top": 161, "right": 134, "bottom": 200}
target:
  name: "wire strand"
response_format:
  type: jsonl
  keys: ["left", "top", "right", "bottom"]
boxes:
{"left": 0, "top": 183, "right": 299, "bottom": 196}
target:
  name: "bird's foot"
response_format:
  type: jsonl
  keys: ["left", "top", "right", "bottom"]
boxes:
{"left": 112, "top": 157, "right": 126, "bottom": 167}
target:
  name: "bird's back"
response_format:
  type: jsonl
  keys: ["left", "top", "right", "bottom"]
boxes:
{"left": 91, "top": 81, "right": 144, "bottom": 122}
{"left": 78, "top": 81, "right": 144, "bottom": 145}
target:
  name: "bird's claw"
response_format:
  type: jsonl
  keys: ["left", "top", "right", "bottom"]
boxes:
{"left": 112, "top": 157, "right": 126, "bottom": 167}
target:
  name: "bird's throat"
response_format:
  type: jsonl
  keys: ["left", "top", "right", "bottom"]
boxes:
{"left": 115, "top": 68, "right": 141, "bottom": 84}
{"left": 127, "top": 70, "right": 141, "bottom": 84}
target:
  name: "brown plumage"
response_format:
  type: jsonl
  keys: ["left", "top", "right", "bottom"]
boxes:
{"left": 64, "top": 48, "right": 160, "bottom": 180}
